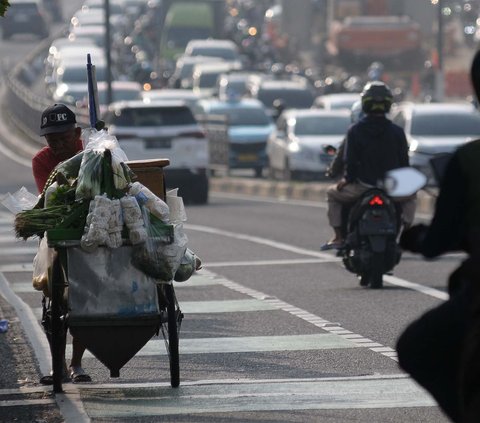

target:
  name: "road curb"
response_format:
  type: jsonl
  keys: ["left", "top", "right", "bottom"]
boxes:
{"left": 209, "top": 176, "right": 436, "bottom": 215}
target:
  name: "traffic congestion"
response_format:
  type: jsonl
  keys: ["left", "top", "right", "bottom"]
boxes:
{"left": 0, "top": 0, "right": 479, "bottom": 422}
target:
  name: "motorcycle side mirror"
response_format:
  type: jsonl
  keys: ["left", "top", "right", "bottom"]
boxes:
{"left": 382, "top": 167, "right": 427, "bottom": 197}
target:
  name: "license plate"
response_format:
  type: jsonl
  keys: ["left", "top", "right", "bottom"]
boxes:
{"left": 145, "top": 139, "right": 171, "bottom": 149}
{"left": 237, "top": 154, "right": 258, "bottom": 162}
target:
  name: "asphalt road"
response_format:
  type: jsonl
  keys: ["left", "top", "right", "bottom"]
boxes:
{"left": 0, "top": 6, "right": 465, "bottom": 422}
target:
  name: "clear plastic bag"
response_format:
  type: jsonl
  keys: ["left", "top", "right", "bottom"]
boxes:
{"left": 132, "top": 209, "right": 186, "bottom": 283}
{"left": 166, "top": 189, "right": 187, "bottom": 223}
{"left": 32, "top": 235, "right": 56, "bottom": 297}
{"left": 0, "top": 187, "right": 38, "bottom": 214}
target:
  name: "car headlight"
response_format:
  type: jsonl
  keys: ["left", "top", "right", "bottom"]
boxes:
{"left": 288, "top": 142, "right": 300, "bottom": 153}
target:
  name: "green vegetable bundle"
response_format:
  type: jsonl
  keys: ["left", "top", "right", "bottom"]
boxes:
{"left": 14, "top": 201, "right": 89, "bottom": 240}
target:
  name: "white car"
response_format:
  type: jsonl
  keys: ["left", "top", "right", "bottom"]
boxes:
{"left": 312, "top": 92, "right": 361, "bottom": 110}
{"left": 141, "top": 89, "right": 203, "bottom": 111}
{"left": 391, "top": 102, "right": 480, "bottom": 184}
{"left": 184, "top": 38, "right": 240, "bottom": 62}
{"left": 102, "top": 100, "right": 209, "bottom": 204}
{"left": 267, "top": 109, "right": 351, "bottom": 180}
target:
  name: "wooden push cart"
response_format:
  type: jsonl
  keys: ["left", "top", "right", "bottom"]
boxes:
{"left": 44, "top": 159, "right": 184, "bottom": 393}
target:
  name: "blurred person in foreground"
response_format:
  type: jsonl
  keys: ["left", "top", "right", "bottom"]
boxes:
{"left": 321, "top": 81, "right": 415, "bottom": 250}
{"left": 33, "top": 103, "right": 92, "bottom": 384}
{"left": 397, "top": 50, "right": 480, "bottom": 423}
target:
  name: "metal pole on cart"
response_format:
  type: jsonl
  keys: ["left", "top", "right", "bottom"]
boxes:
{"left": 50, "top": 55, "right": 102, "bottom": 393}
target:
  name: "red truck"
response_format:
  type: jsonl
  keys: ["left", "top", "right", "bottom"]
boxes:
{"left": 327, "top": 15, "right": 424, "bottom": 69}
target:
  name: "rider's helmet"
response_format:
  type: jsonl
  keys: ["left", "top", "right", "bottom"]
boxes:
{"left": 350, "top": 100, "right": 365, "bottom": 123}
{"left": 360, "top": 81, "right": 393, "bottom": 114}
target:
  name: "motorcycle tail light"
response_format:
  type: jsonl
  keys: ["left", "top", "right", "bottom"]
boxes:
{"left": 369, "top": 195, "right": 384, "bottom": 206}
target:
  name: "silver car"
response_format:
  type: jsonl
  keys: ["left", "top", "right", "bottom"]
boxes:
{"left": 391, "top": 102, "right": 480, "bottom": 184}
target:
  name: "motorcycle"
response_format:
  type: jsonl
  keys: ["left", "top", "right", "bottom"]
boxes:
{"left": 338, "top": 167, "right": 426, "bottom": 289}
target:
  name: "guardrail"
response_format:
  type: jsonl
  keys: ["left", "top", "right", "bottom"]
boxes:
{"left": 4, "top": 33, "right": 90, "bottom": 145}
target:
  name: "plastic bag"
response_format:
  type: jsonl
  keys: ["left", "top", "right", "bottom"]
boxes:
{"left": 32, "top": 235, "right": 56, "bottom": 297}
{"left": 76, "top": 129, "right": 131, "bottom": 200}
{"left": 132, "top": 209, "right": 187, "bottom": 282}
{"left": 174, "top": 248, "right": 202, "bottom": 282}
{"left": 129, "top": 182, "right": 170, "bottom": 222}
{"left": 0, "top": 187, "right": 38, "bottom": 214}
{"left": 83, "top": 129, "right": 130, "bottom": 191}
{"left": 166, "top": 189, "right": 187, "bottom": 223}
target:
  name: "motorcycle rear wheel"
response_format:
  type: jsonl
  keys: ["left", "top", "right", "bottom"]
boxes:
{"left": 369, "top": 252, "right": 384, "bottom": 289}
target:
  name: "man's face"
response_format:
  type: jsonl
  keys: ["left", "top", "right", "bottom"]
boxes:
{"left": 44, "top": 127, "right": 81, "bottom": 161}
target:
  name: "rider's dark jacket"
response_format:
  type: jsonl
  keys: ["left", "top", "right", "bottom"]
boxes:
{"left": 345, "top": 115, "right": 409, "bottom": 186}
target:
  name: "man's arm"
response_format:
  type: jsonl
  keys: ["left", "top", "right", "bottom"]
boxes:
{"left": 32, "top": 155, "right": 52, "bottom": 194}
{"left": 344, "top": 128, "right": 358, "bottom": 183}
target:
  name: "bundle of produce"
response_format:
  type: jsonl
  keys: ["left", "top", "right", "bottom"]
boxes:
{"left": 81, "top": 195, "right": 124, "bottom": 251}
{"left": 14, "top": 200, "right": 90, "bottom": 240}
{"left": 120, "top": 195, "right": 147, "bottom": 244}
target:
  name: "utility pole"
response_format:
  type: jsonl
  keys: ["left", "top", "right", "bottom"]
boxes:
{"left": 435, "top": 0, "right": 445, "bottom": 101}
{"left": 105, "top": 0, "right": 112, "bottom": 106}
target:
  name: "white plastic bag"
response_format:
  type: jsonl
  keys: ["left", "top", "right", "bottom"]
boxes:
{"left": 166, "top": 189, "right": 187, "bottom": 223}
{"left": 0, "top": 187, "right": 38, "bottom": 214}
{"left": 32, "top": 235, "right": 56, "bottom": 297}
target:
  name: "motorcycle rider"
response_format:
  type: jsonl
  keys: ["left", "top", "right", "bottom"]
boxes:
{"left": 321, "top": 81, "right": 415, "bottom": 250}
{"left": 397, "top": 49, "right": 480, "bottom": 422}
{"left": 325, "top": 100, "right": 364, "bottom": 180}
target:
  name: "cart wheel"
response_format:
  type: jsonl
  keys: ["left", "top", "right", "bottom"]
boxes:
{"left": 162, "top": 284, "right": 182, "bottom": 388}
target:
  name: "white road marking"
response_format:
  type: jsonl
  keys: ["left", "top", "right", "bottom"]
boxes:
{"left": 79, "top": 375, "right": 435, "bottom": 418}
{"left": 185, "top": 224, "right": 449, "bottom": 301}
{"left": 0, "top": 399, "right": 56, "bottom": 407}
{"left": 67, "top": 334, "right": 360, "bottom": 358}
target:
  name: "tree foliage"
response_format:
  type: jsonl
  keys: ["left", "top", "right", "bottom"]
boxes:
{"left": 0, "top": 0, "right": 10, "bottom": 17}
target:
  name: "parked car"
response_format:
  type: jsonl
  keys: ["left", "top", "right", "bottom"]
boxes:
{"left": 267, "top": 109, "right": 351, "bottom": 180}
{"left": 390, "top": 102, "right": 480, "bottom": 184}
{"left": 2, "top": 0, "right": 50, "bottom": 40}
{"left": 102, "top": 100, "right": 209, "bottom": 204}
{"left": 312, "top": 92, "right": 360, "bottom": 110}
{"left": 195, "top": 97, "right": 275, "bottom": 177}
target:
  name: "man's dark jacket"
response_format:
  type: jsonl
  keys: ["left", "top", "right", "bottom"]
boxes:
{"left": 345, "top": 115, "right": 409, "bottom": 186}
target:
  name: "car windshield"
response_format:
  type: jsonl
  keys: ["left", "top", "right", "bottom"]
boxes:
{"left": 61, "top": 65, "right": 107, "bottom": 83}
{"left": 198, "top": 72, "right": 220, "bottom": 88}
{"left": 108, "top": 107, "right": 196, "bottom": 126}
{"left": 257, "top": 88, "right": 314, "bottom": 109}
{"left": 98, "top": 89, "right": 140, "bottom": 103}
{"left": 212, "top": 107, "right": 270, "bottom": 126}
{"left": 294, "top": 115, "right": 351, "bottom": 135}
{"left": 411, "top": 112, "right": 480, "bottom": 136}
